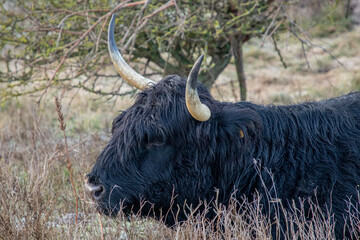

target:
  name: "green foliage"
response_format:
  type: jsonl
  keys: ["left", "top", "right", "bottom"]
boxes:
{"left": 0, "top": 0, "right": 287, "bottom": 103}
{"left": 8, "top": 0, "right": 355, "bottom": 102}
{"left": 132, "top": 0, "right": 282, "bottom": 88}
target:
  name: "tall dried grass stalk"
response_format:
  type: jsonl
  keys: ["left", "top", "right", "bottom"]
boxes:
{"left": 98, "top": 212, "right": 104, "bottom": 240}
{"left": 55, "top": 96, "right": 78, "bottom": 224}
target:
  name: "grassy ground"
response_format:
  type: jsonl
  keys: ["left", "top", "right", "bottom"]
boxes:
{"left": 1, "top": 24, "right": 360, "bottom": 240}
{"left": 214, "top": 25, "right": 360, "bottom": 104}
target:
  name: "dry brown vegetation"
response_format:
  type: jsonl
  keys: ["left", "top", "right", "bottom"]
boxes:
{"left": 1, "top": 98, "right": 360, "bottom": 239}
{"left": 214, "top": 25, "right": 360, "bottom": 104}
{"left": 1, "top": 16, "right": 360, "bottom": 240}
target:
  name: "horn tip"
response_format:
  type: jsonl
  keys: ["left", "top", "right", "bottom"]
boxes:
{"left": 110, "top": 14, "right": 116, "bottom": 25}
{"left": 196, "top": 54, "right": 204, "bottom": 66}
{"left": 188, "top": 54, "right": 204, "bottom": 89}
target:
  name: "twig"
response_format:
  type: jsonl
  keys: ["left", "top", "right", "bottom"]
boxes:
{"left": 230, "top": 79, "right": 238, "bottom": 102}
{"left": 260, "top": 6, "right": 281, "bottom": 47}
{"left": 143, "top": 58, "right": 150, "bottom": 75}
{"left": 289, "top": 25, "right": 347, "bottom": 71}
{"left": 301, "top": 41, "right": 311, "bottom": 70}
{"left": 23, "top": 27, "right": 84, "bottom": 36}
{"left": 280, "top": 5, "right": 348, "bottom": 72}
{"left": 271, "top": 35, "right": 287, "bottom": 69}
{"left": 128, "top": 0, "right": 151, "bottom": 59}
{"left": 267, "top": 18, "right": 284, "bottom": 41}
{"left": 75, "top": 83, "right": 136, "bottom": 96}
{"left": 124, "top": 0, "right": 176, "bottom": 50}
{"left": 38, "top": 0, "right": 145, "bottom": 104}
{"left": 142, "top": 0, "right": 175, "bottom": 21}
{"left": 121, "top": 13, "right": 138, "bottom": 46}
{"left": 98, "top": 212, "right": 104, "bottom": 240}
{"left": 95, "top": 15, "right": 110, "bottom": 52}
{"left": 55, "top": 96, "right": 78, "bottom": 224}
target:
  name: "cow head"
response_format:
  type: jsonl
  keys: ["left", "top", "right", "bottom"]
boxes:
{"left": 85, "top": 15, "right": 261, "bottom": 224}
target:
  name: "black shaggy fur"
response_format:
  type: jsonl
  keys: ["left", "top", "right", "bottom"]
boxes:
{"left": 87, "top": 75, "right": 360, "bottom": 238}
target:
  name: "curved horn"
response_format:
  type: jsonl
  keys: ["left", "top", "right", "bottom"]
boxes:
{"left": 185, "top": 55, "right": 211, "bottom": 121}
{"left": 108, "top": 14, "right": 154, "bottom": 90}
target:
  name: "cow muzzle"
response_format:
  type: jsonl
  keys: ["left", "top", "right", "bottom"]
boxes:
{"left": 84, "top": 174, "right": 105, "bottom": 201}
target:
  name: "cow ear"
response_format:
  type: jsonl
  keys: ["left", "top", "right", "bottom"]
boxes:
{"left": 219, "top": 106, "right": 261, "bottom": 140}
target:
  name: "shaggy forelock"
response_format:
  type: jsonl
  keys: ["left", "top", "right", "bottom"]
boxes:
{"left": 110, "top": 75, "right": 214, "bottom": 165}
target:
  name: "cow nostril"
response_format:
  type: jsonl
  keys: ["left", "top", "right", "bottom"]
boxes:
{"left": 86, "top": 182, "right": 105, "bottom": 200}
{"left": 94, "top": 186, "right": 104, "bottom": 199}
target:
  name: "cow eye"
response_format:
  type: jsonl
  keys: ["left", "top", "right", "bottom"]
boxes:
{"left": 145, "top": 141, "right": 165, "bottom": 149}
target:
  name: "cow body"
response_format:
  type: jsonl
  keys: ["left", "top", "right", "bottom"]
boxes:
{"left": 87, "top": 75, "right": 360, "bottom": 238}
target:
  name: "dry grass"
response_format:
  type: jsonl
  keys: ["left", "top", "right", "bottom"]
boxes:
{"left": 1, "top": 104, "right": 359, "bottom": 239}
{"left": 1, "top": 91, "right": 360, "bottom": 239}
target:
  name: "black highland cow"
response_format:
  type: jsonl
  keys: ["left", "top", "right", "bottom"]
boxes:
{"left": 86, "top": 15, "right": 360, "bottom": 238}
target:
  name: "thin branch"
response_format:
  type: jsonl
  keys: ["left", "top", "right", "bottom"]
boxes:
{"left": 143, "top": 58, "right": 150, "bottom": 75}
{"left": 128, "top": 0, "right": 151, "bottom": 59}
{"left": 75, "top": 83, "right": 136, "bottom": 97}
{"left": 301, "top": 41, "right": 311, "bottom": 70}
{"left": 95, "top": 15, "right": 110, "bottom": 52}
{"left": 23, "top": 27, "right": 84, "bottom": 36}
{"left": 280, "top": 5, "right": 348, "bottom": 72}
{"left": 124, "top": 0, "right": 176, "bottom": 50}
{"left": 38, "top": 0, "right": 145, "bottom": 103}
{"left": 267, "top": 18, "right": 284, "bottom": 40}
{"left": 142, "top": 0, "right": 175, "bottom": 21}
{"left": 289, "top": 25, "right": 347, "bottom": 71}
{"left": 260, "top": 6, "right": 281, "bottom": 47}
{"left": 271, "top": 34, "right": 287, "bottom": 69}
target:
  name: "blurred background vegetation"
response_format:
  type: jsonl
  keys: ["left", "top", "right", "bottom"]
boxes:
{"left": 1, "top": 0, "right": 358, "bottom": 103}
{"left": 1, "top": 1, "right": 360, "bottom": 239}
